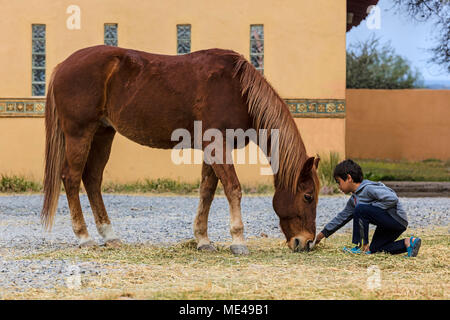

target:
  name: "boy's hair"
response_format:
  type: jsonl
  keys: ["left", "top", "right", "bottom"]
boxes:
{"left": 333, "top": 159, "right": 363, "bottom": 183}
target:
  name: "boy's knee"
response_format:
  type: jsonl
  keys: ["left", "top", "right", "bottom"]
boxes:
{"left": 399, "top": 224, "right": 407, "bottom": 233}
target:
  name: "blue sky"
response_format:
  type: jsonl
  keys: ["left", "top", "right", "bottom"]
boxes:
{"left": 346, "top": 0, "right": 449, "bottom": 82}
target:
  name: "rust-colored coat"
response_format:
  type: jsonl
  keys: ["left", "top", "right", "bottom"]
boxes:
{"left": 41, "top": 45, "right": 320, "bottom": 253}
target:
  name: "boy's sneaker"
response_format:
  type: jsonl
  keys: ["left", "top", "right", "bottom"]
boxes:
{"left": 343, "top": 246, "right": 362, "bottom": 254}
{"left": 343, "top": 246, "right": 371, "bottom": 254}
{"left": 407, "top": 236, "right": 421, "bottom": 257}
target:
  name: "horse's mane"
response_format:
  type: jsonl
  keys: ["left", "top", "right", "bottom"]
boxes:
{"left": 231, "top": 53, "right": 308, "bottom": 193}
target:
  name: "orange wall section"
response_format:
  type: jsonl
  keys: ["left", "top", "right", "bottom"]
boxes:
{"left": 346, "top": 89, "right": 450, "bottom": 161}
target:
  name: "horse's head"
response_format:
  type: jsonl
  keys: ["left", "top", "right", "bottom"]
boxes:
{"left": 272, "top": 156, "right": 320, "bottom": 252}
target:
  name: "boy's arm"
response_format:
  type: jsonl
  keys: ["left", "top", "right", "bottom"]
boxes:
{"left": 319, "top": 198, "right": 355, "bottom": 238}
{"left": 367, "top": 185, "right": 399, "bottom": 210}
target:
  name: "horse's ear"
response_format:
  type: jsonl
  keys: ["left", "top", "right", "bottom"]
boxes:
{"left": 300, "top": 157, "right": 315, "bottom": 180}
{"left": 314, "top": 156, "right": 320, "bottom": 170}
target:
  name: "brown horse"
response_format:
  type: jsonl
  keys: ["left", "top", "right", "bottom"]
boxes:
{"left": 41, "top": 45, "right": 320, "bottom": 254}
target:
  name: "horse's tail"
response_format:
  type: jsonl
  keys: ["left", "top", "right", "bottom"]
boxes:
{"left": 41, "top": 64, "right": 65, "bottom": 231}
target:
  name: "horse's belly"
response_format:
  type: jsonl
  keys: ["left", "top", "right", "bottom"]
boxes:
{"left": 104, "top": 107, "right": 194, "bottom": 149}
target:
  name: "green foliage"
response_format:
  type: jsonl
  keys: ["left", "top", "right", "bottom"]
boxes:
{"left": 317, "top": 151, "right": 342, "bottom": 194}
{"left": 2, "top": 157, "right": 449, "bottom": 195}
{"left": 0, "top": 175, "right": 42, "bottom": 193}
{"left": 101, "top": 178, "right": 274, "bottom": 195}
{"left": 347, "top": 36, "right": 424, "bottom": 89}
{"left": 102, "top": 178, "right": 201, "bottom": 194}
{"left": 358, "top": 159, "right": 450, "bottom": 182}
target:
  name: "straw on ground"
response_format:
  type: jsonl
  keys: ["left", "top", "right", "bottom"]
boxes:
{"left": 2, "top": 227, "right": 448, "bottom": 300}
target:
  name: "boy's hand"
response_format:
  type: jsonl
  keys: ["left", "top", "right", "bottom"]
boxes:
{"left": 315, "top": 232, "right": 325, "bottom": 244}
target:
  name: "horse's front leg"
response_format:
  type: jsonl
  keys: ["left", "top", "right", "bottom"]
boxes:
{"left": 194, "top": 162, "right": 219, "bottom": 251}
{"left": 211, "top": 162, "right": 249, "bottom": 255}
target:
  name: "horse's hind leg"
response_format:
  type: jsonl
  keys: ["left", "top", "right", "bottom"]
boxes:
{"left": 194, "top": 162, "right": 219, "bottom": 251}
{"left": 82, "top": 126, "right": 120, "bottom": 247}
{"left": 61, "top": 124, "right": 99, "bottom": 247}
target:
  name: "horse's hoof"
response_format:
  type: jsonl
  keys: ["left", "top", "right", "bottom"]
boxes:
{"left": 198, "top": 244, "right": 217, "bottom": 252}
{"left": 230, "top": 245, "right": 250, "bottom": 255}
{"left": 104, "top": 239, "right": 122, "bottom": 248}
{"left": 79, "top": 240, "right": 98, "bottom": 248}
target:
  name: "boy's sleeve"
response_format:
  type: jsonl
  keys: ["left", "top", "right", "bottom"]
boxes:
{"left": 366, "top": 185, "right": 399, "bottom": 210}
{"left": 320, "top": 198, "right": 355, "bottom": 237}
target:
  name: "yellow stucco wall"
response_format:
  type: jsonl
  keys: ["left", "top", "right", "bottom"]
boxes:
{"left": 0, "top": 117, "right": 345, "bottom": 183}
{"left": 0, "top": 0, "right": 345, "bottom": 99}
{"left": 0, "top": 0, "right": 347, "bottom": 184}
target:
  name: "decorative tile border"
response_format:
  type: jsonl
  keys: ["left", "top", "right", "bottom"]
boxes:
{"left": 0, "top": 98, "right": 346, "bottom": 118}
{"left": 285, "top": 99, "right": 346, "bottom": 118}
{"left": 0, "top": 98, "right": 46, "bottom": 117}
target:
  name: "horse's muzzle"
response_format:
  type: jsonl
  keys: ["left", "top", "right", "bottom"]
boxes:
{"left": 293, "top": 238, "right": 314, "bottom": 252}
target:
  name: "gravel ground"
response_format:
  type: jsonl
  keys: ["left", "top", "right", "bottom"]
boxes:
{"left": 0, "top": 194, "right": 448, "bottom": 291}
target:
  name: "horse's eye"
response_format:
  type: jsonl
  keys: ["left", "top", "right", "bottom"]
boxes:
{"left": 304, "top": 194, "right": 313, "bottom": 202}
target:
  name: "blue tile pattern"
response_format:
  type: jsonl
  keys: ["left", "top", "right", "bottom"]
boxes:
{"left": 177, "top": 25, "right": 191, "bottom": 55}
{"left": 32, "top": 24, "right": 46, "bottom": 96}
{"left": 104, "top": 24, "right": 118, "bottom": 46}
{"left": 250, "top": 25, "right": 264, "bottom": 74}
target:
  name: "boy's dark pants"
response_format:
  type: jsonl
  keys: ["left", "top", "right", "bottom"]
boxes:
{"left": 352, "top": 204, "right": 407, "bottom": 254}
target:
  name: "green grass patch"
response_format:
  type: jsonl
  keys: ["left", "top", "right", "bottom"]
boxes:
{"left": 0, "top": 175, "right": 42, "bottom": 193}
{"left": 2, "top": 157, "right": 449, "bottom": 196}
{"left": 0, "top": 175, "right": 274, "bottom": 196}
{"left": 12, "top": 227, "right": 449, "bottom": 300}
{"left": 357, "top": 159, "right": 450, "bottom": 182}
{"left": 102, "top": 178, "right": 275, "bottom": 195}
{"left": 102, "top": 178, "right": 201, "bottom": 194}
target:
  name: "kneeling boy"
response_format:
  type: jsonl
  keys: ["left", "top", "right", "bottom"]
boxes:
{"left": 315, "top": 159, "right": 421, "bottom": 257}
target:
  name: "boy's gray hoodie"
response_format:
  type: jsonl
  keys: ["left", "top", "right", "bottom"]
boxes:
{"left": 321, "top": 179, "right": 408, "bottom": 237}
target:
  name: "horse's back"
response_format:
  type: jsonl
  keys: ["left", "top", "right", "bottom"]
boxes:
{"left": 105, "top": 47, "right": 250, "bottom": 148}
{"left": 53, "top": 45, "right": 251, "bottom": 148}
